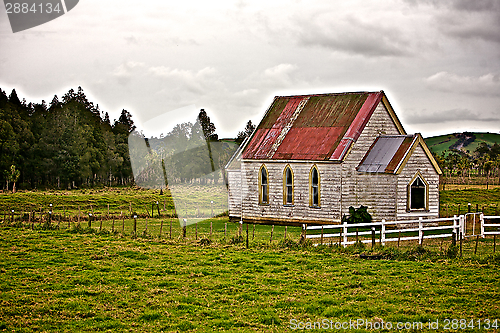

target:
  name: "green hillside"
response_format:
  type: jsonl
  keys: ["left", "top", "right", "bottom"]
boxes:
{"left": 424, "top": 132, "right": 500, "bottom": 156}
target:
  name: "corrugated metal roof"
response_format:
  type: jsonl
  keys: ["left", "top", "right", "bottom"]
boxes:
{"left": 357, "top": 135, "right": 415, "bottom": 173}
{"left": 242, "top": 91, "right": 386, "bottom": 161}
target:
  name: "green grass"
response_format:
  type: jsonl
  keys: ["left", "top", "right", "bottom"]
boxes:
{"left": 0, "top": 225, "right": 499, "bottom": 332}
{"left": 424, "top": 134, "right": 459, "bottom": 156}
{"left": 440, "top": 188, "right": 500, "bottom": 216}
{"left": 463, "top": 133, "right": 500, "bottom": 154}
{"left": 1, "top": 186, "right": 500, "bottom": 332}
{"left": 425, "top": 132, "right": 500, "bottom": 156}
{"left": 0, "top": 185, "right": 227, "bottom": 220}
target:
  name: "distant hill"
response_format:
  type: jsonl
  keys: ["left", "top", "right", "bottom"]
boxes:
{"left": 424, "top": 132, "right": 500, "bottom": 156}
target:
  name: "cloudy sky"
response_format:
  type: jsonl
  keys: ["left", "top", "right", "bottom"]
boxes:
{"left": 1, "top": 0, "right": 499, "bottom": 138}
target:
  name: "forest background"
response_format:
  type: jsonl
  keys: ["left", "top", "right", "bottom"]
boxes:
{"left": 1, "top": 86, "right": 498, "bottom": 192}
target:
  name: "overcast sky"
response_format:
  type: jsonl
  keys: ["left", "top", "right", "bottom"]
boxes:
{"left": 1, "top": 0, "right": 499, "bottom": 139}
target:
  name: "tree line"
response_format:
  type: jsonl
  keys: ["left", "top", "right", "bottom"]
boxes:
{"left": 1, "top": 87, "right": 256, "bottom": 192}
{"left": 0, "top": 87, "right": 135, "bottom": 191}
{"left": 434, "top": 139, "right": 500, "bottom": 186}
{"left": 129, "top": 109, "right": 247, "bottom": 188}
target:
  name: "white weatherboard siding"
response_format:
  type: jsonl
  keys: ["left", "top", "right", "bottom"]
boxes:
{"left": 396, "top": 144, "right": 440, "bottom": 219}
{"left": 227, "top": 169, "right": 242, "bottom": 218}
{"left": 240, "top": 161, "right": 342, "bottom": 224}
{"left": 341, "top": 101, "right": 402, "bottom": 221}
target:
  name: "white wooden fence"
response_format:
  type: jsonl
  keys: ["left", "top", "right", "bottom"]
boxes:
{"left": 305, "top": 214, "right": 500, "bottom": 247}
{"left": 482, "top": 215, "right": 500, "bottom": 237}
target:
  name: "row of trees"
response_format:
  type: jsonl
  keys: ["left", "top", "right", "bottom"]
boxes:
{"left": 0, "top": 87, "right": 135, "bottom": 190}
{"left": 1, "top": 87, "right": 256, "bottom": 191}
{"left": 129, "top": 110, "right": 240, "bottom": 188}
{"left": 435, "top": 141, "right": 500, "bottom": 185}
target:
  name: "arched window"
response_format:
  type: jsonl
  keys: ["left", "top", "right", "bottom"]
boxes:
{"left": 283, "top": 165, "right": 294, "bottom": 205}
{"left": 408, "top": 173, "right": 428, "bottom": 211}
{"left": 309, "top": 165, "right": 320, "bottom": 207}
{"left": 259, "top": 165, "right": 269, "bottom": 205}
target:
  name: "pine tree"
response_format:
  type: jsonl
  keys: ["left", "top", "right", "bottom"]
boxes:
{"left": 197, "top": 109, "right": 218, "bottom": 141}
{"left": 236, "top": 120, "right": 255, "bottom": 143}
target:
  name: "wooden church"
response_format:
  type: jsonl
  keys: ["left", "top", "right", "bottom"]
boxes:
{"left": 226, "top": 91, "right": 442, "bottom": 225}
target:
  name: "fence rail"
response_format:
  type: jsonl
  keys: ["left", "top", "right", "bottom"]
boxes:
{"left": 304, "top": 215, "right": 500, "bottom": 247}
{"left": 482, "top": 215, "right": 500, "bottom": 236}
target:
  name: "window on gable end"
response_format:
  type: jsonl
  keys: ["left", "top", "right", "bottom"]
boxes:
{"left": 408, "top": 173, "right": 428, "bottom": 211}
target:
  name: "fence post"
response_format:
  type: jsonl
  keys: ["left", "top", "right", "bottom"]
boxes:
{"left": 343, "top": 221, "right": 348, "bottom": 248}
{"left": 133, "top": 215, "right": 137, "bottom": 237}
{"left": 224, "top": 222, "right": 227, "bottom": 240}
{"left": 459, "top": 215, "right": 465, "bottom": 237}
{"left": 480, "top": 213, "right": 485, "bottom": 238}
{"left": 371, "top": 227, "right": 375, "bottom": 248}
{"left": 460, "top": 231, "right": 463, "bottom": 258}
{"left": 338, "top": 226, "right": 342, "bottom": 247}
{"left": 472, "top": 213, "right": 476, "bottom": 236}
{"left": 320, "top": 226, "right": 324, "bottom": 245}
{"left": 494, "top": 234, "right": 496, "bottom": 253}
{"left": 301, "top": 224, "right": 307, "bottom": 244}
{"left": 474, "top": 235, "right": 479, "bottom": 255}
{"left": 381, "top": 219, "right": 386, "bottom": 246}
{"left": 418, "top": 217, "right": 423, "bottom": 245}
{"left": 246, "top": 224, "right": 249, "bottom": 249}
{"left": 182, "top": 219, "right": 187, "bottom": 238}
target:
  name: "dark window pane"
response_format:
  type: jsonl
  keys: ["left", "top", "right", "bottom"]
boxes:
{"left": 410, "top": 177, "right": 425, "bottom": 209}
{"left": 287, "top": 186, "right": 293, "bottom": 203}
{"left": 313, "top": 186, "right": 318, "bottom": 206}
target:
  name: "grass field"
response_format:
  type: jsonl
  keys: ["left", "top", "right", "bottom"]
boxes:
{"left": 0, "top": 225, "right": 499, "bottom": 332}
{"left": 1, "top": 188, "right": 500, "bottom": 332}
{"left": 424, "top": 132, "right": 500, "bottom": 156}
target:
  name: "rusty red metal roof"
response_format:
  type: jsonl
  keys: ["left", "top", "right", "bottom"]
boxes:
{"left": 242, "top": 91, "right": 386, "bottom": 161}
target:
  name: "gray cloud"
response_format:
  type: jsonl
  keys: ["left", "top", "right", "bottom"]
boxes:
{"left": 112, "top": 61, "right": 145, "bottom": 85}
{"left": 425, "top": 71, "right": 500, "bottom": 97}
{"left": 404, "top": 0, "right": 500, "bottom": 44}
{"left": 293, "top": 14, "right": 412, "bottom": 57}
{"left": 404, "top": 108, "right": 500, "bottom": 124}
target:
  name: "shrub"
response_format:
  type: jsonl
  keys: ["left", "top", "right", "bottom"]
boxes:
{"left": 342, "top": 205, "right": 372, "bottom": 224}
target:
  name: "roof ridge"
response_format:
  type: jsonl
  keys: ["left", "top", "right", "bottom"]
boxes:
{"left": 275, "top": 90, "right": 383, "bottom": 98}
